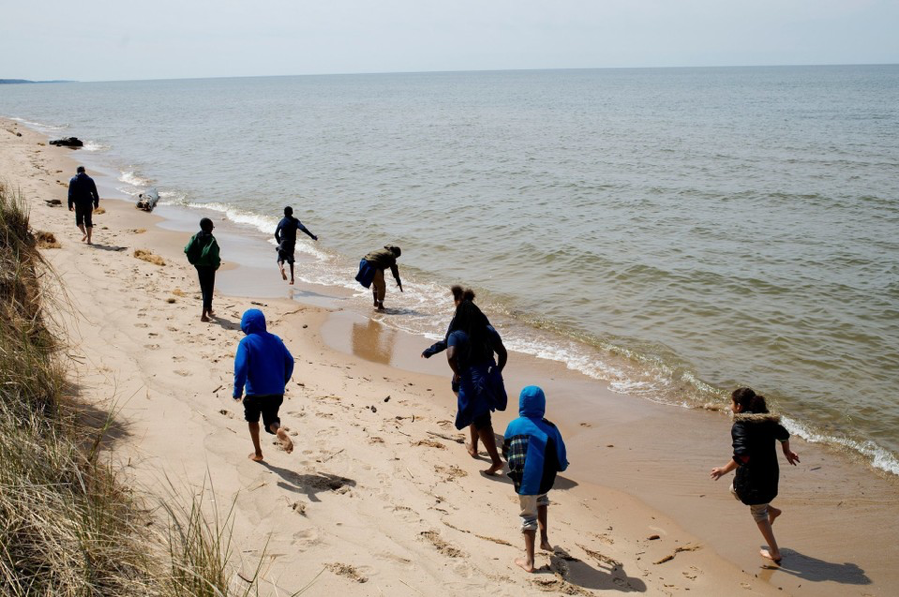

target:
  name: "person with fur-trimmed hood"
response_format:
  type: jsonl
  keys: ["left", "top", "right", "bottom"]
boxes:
{"left": 711, "top": 387, "right": 800, "bottom": 565}
{"left": 503, "top": 386, "right": 569, "bottom": 573}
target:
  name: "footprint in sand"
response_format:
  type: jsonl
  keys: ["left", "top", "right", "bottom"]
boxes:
{"left": 420, "top": 530, "right": 465, "bottom": 558}
{"left": 291, "top": 528, "right": 321, "bottom": 552}
{"left": 325, "top": 563, "right": 368, "bottom": 584}
{"left": 144, "top": 344, "right": 160, "bottom": 350}
{"left": 134, "top": 323, "right": 149, "bottom": 328}
{"left": 174, "top": 370, "right": 190, "bottom": 377}
{"left": 290, "top": 500, "right": 307, "bottom": 516}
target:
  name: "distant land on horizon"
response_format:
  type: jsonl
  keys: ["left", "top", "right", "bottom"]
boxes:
{"left": 0, "top": 79, "right": 75, "bottom": 84}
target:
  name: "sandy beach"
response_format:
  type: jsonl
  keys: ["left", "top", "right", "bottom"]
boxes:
{"left": 3, "top": 117, "right": 898, "bottom": 596}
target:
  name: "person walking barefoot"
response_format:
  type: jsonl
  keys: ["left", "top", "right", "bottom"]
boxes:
{"left": 67, "top": 166, "right": 99, "bottom": 245}
{"left": 446, "top": 301, "right": 508, "bottom": 475}
{"left": 503, "top": 386, "right": 569, "bottom": 573}
{"left": 274, "top": 206, "right": 318, "bottom": 285}
{"left": 232, "top": 309, "right": 295, "bottom": 461}
{"left": 184, "top": 218, "right": 221, "bottom": 322}
{"left": 710, "top": 387, "right": 800, "bottom": 565}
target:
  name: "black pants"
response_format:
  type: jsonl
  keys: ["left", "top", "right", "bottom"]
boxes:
{"left": 195, "top": 266, "right": 216, "bottom": 312}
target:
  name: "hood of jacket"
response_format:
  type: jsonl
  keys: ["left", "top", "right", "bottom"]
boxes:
{"left": 519, "top": 385, "right": 546, "bottom": 419}
{"left": 240, "top": 309, "right": 267, "bottom": 335}
{"left": 733, "top": 412, "right": 781, "bottom": 424}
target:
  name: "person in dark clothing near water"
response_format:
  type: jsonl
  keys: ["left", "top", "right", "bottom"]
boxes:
{"left": 421, "top": 285, "right": 482, "bottom": 360}
{"left": 447, "top": 300, "right": 508, "bottom": 475}
{"left": 710, "top": 387, "right": 800, "bottom": 565}
{"left": 67, "top": 166, "right": 100, "bottom": 244}
{"left": 184, "top": 218, "right": 221, "bottom": 322}
{"left": 355, "top": 245, "right": 403, "bottom": 311}
{"left": 233, "top": 309, "right": 295, "bottom": 461}
{"left": 274, "top": 206, "right": 318, "bottom": 285}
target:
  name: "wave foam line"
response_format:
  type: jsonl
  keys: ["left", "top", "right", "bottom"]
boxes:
{"left": 781, "top": 415, "right": 899, "bottom": 476}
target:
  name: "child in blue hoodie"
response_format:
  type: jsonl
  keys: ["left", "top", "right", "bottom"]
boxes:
{"left": 233, "top": 309, "right": 295, "bottom": 461}
{"left": 503, "top": 386, "right": 569, "bottom": 573}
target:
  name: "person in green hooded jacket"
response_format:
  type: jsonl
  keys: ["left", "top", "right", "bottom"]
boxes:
{"left": 184, "top": 217, "right": 221, "bottom": 322}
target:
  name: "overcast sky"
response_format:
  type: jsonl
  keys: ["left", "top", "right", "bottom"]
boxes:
{"left": 2, "top": 0, "right": 897, "bottom": 82}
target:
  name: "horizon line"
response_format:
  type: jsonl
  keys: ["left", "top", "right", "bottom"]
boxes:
{"left": 9, "top": 61, "right": 898, "bottom": 85}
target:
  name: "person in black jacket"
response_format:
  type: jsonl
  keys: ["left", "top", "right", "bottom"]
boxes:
{"left": 710, "top": 388, "right": 800, "bottom": 565}
{"left": 67, "top": 166, "right": 100, "bottom": 244}
{"left": 274, "top": 206, "right": 317, "bottom": 285}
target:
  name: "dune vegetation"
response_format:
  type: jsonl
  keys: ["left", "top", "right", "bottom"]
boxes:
{"left": 0, "top": 182, "right": 263, "bottom": 597}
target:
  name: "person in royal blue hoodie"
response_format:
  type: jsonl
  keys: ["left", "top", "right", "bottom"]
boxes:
{"left": 233, "top": 309, "right": 296, "bottom": 461}
{"left": 503, "top": 386, "right": 569, "bottom": 573}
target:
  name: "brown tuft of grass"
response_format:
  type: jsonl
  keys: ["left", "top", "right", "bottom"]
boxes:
{"left": 34, "top": 229, "right": 61, "bottom": 249}
{"left": 134, "top": 249, "right": 166, "bottom": 266}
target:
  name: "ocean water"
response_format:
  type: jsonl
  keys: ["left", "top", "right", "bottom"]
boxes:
{"left": 3, "top": 66, "right": 898, "bottom": 474}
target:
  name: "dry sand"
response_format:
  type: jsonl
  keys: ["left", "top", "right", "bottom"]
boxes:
{"left": 3, "top": 117, "right": 897, "bottom": 596}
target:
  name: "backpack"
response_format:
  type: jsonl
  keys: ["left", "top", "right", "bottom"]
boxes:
{"left": 185, "top": 234, "right": 203, "bottom": 265}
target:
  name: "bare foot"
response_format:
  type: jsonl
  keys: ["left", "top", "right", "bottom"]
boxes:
{"left": 768, "top": 506, "right": 782, "bottom": 526}
{"left": 86, "top": 240, "right": 92, "bottom": 245}
{"left": 289, "top": 280, "right": 294, "bottom": 285}
{"left": 207, "top": 310, "right": 216, "bottom": 318}
{"left": 248, "top": 453, "right": 264, "bottom": 462}
{"left": 81, "top": 234, "right": 87, "bottom": 242}
{"left": 760, "top": 548, "right": 782, "bottom": 564}
{"left": 280, "top": 268, "right": 287, "bottom": 280}
{"left": 540, "top": 540, "right": 553, "bottom": 552}
{"left": 276, "top": 428, "right": 294, "bottom": 453}
{"left": 514, "top": 558, "right": 536, "bottom": 573}
{"left": 200, "top": 315, "right": 210, "bottom": 322}
{"left": 482, "top": 462, "right": 504, "bottom": 476}
{"left": 465, "top": 442, "right": 479, "bottom": 458}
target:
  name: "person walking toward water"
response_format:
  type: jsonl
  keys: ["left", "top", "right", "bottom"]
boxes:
{"left": 274, "top": 206, "right": 317, "bottom": 285}
{"left": 355, "top": 245, "right": 403, "bottom": 311}
{"left": 184, "top": 217, "right": 221, "bottom": 322}
{"left": 233, "top": 309, "right": 295, "bottom": 461}
{"left": 710, "top": 387, "right": 800, "bottom": 565}
{"left": 503, "top": 386, "right": 569, "bottom": 573}
{"left": 446, "top": 300, "right": 507, "bottom": 475}
{"left": 67, "top": 166, "right": 99, "bottom": 245}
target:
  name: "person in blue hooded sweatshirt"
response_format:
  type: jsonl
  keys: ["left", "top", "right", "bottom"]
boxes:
{"left": 503, "top": 386, "right": 569, "bottom": 573}
{"left": 233, "top": 309, "right": 295, "bottom": 461}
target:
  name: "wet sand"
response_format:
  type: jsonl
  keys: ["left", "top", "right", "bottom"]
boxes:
{"left": 3, "top": 116, "right": 897, "bottom": 596}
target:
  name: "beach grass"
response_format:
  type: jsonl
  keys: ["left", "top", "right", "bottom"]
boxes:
{"left": 0, "top": 182, "right": 265, "bottom": 596}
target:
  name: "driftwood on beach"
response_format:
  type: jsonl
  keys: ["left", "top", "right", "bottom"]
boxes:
{"left": 136, "top": 188, "right": 159, "bottom": 212}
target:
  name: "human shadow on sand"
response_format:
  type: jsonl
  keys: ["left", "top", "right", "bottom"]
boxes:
{"left": 208, "top": 314, "right": 241, "bottom": 331}
{"left": 757, "top": 547, "right": 871, "bottom": 586}
{"left": 534, "top": 547, "right": 646, "bottom": 593}
{"left": 89, "top": 243, "right": 128, "bottom": 252}
{"left": 259, "top": 462, "right": 356, "bottom": 503}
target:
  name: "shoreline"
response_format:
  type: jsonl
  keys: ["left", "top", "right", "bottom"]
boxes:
{"left": 4, "top": 116, "right": 898, "bottom": 595}
{"left": 9, "top": 116, "right": 899, "bottom": 479}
